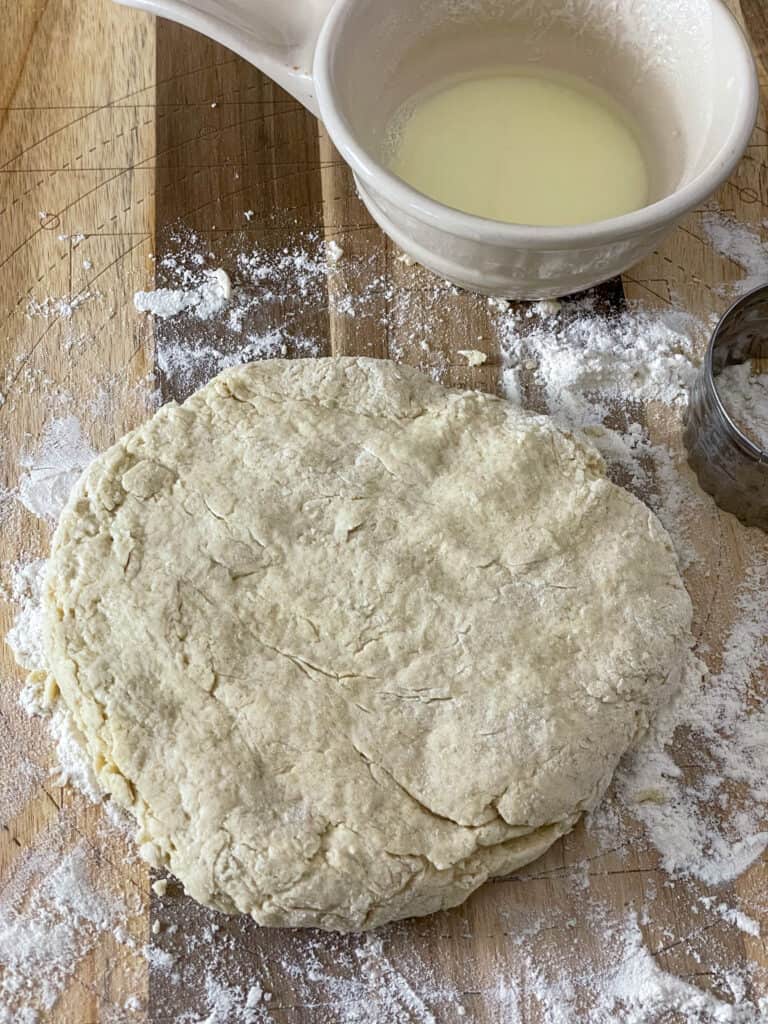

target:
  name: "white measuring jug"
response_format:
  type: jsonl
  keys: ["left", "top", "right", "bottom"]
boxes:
{"left": 117, "top": 0, "right": 758, "bottom": 299}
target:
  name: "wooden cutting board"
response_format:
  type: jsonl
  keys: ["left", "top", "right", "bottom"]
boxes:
{"left": 0, "top": 2, "right": 766, "bottom": 1021}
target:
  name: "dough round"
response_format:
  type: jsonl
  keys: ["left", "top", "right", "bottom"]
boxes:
{"left": 43, "top": 358, "right": 691, "bottom": 931}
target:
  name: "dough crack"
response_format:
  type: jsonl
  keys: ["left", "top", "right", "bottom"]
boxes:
{"left": 253, "top": 635, "right": 375, "bottom": 685}
{"left": 351, "top": 742, "right": 495, "bottom": 833}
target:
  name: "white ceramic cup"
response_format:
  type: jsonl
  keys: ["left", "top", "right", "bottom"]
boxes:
{"left": 119, "top": 0, "right": 758, "bottom": 299}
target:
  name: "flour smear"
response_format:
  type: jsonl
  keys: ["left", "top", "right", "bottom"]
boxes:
{"left": 0, "top": 827, "right": 136, "bottom": 1024}
{"left": 2, "top": 208, "right": 767, "bottom": 1023}
{"left": 17, "top": 416, "right": 95, "bottom": 521}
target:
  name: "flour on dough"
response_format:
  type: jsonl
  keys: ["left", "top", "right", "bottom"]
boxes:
{"left": 40, "top": 358, "right": 692, "bottom": 931}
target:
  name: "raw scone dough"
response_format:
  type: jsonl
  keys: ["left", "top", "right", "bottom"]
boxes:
{"left": 42, "top": 358, "right": 692, "bottom": 931}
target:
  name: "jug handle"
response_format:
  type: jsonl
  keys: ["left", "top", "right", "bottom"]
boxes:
{"left": 114, "top": 0, "right": 335, "bottom": 116}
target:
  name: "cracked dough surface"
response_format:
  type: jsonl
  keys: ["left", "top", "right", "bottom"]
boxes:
{"left": 43, "top": 357, "right": 692, "bottom": 931}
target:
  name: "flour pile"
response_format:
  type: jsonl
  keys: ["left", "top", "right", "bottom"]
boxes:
{"left": 134, "top": 267, "right": 233, "bottom": 321}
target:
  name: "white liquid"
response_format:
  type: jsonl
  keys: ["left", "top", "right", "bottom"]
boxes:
{"left": 387, "top": 71, "right": 650, "bottom": 227}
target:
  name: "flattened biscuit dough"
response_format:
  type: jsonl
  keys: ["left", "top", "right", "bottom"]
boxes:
{"left": 43, "top": 358, "right": 692, "bottom": 930}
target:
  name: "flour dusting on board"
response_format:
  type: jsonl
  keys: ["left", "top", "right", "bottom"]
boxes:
{"left": 488, "top": 907, "right": 766, "bottom": 1023}
{"left": 26, "top": 290, "right": 95, "bottom": 321}
{"left": 144, "top": 913, "right": 468, "bottom": 1023}
{"left": 0, "top": 833, "right": 135, "bottom": 1024}
{"left": 3, "top": 212, "right": 767, "bottom": 1023}
{"left": 699, "top": 211, "right": 768, "bottom": 296}
{"left": 17, "top": 416, "right": 95, "bottom": 521}
{"left": 5, "top": 559, "right": 47, "bottom": 672}
{"left": 614, "top": 556, "right": 768, "bottom": 886}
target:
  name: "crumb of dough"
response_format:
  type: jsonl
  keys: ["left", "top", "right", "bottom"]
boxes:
{"left": 211, "top": 267, "right": 232, "bottom": 301}
{"left": 457, "top": 349, "right": 488, "bottom": 367}
{"left": 326, "top": 240, "right": 344, "bottom": 263}
{"left": 529, "top": 299, "right": 562, "bottom": 317}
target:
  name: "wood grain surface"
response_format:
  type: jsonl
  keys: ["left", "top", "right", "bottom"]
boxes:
{"left": 0, "top": 2, "right": 766, "bottom": 1021}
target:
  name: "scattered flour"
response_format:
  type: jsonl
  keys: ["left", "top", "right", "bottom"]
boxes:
{"left": 0, "top": 842, "right": 125, "bottom": 1023}
{"left": 0, "top": 728, "right": 45, "bottom": 828}
{"left": 699, "top": 212, "right": 768, "bottom": 297}
{"left": 352, "top": 936, "right": 440, "bottom": 1023}
{"left": 7, "top": 416, "right": 106, "bottom": 813}
{"left": 195, "top": 976, "right": 270, "bottom": 1024}
{"left": 603, "top": 914, "right": 766, "bottom": 1024}
{"left": 26, "top": 291, "right": 94, "bottom": 321}
{"left": 5, "top": 559, "right": 47, "bottom": 671}
{"left": 715, "top": 360, "right": 768, "bottom": 451}
{"left": 5, "top": 556, "right": 102, "bottom": 805}
{"left": 47, "top": 703, "right": 103, "bottom": 803}
{"left": 155, "top": 332, "right": 318, "bottom": 397}
{"left": 17, "top": 416, "right": 95, "bottom": 520}
{"left": 499, "top": 300, "right": 702, "bottom": 424}
{"left": 702, "top": 899, "right": 762, "bottom": 939}
{"left": 489, "top": 903, "right": 768, "bottom": 1022}
{"left": 148, "top": 926, "right": 468, "bottom": 1024}
{"left": 614, "top": 555, "right": 768, "bottom": 885}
